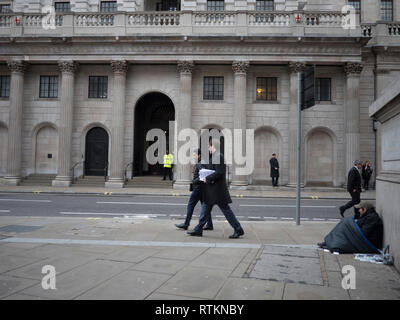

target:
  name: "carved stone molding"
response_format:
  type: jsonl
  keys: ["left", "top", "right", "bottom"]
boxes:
{"left": 7, "top": 60, "right": 27, "bottom": 74}
{"left": 288, "top": 61, "right": 307, "bottom": 73}
{"left": 232, "top": 60, "right": 249, "bottom": 74}
{"left": 177, "top": 60, "right": 194, "bottom": 74}
{"left": 110, "top": 60, "right": 129, "bottom": 74}
{"left": 58, "top": 60, "right": 78, "bottom": 74}
{"left": 344, "top": 62, "right": 363, "bottom": 76}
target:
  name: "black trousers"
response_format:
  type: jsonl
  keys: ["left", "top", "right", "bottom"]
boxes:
{"left": 363, "top": 179, "right": 370, "bottom": 190}
{"left": 163, "top": 167, "right": 173, "bottom": 180}
{"left": 341, "top": 191, "right": 361, "bottom": 217}
{"left": 271, "top": 177, "right": 279, "bottom": 186}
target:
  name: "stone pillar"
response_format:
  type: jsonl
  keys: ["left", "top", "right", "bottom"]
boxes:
{"left": 287, "top": 61, "right": 307, "bottom": 187}
{"left": 4, "top": 60, "right": 26, "bottom": 186}
{"left": 344, "top": 62, "right": 363, "bottom": 183}
{"left": 52, "top": 60, "right": 78, "bottom": 187}
{"left": 174, "top": 60, "right": 194, "bottom": 189}
{"left": 105, "top": 60, "right": 129, "bottom": 188}
{"left": 231, "top": 60, "right": 249, "bottom": 188}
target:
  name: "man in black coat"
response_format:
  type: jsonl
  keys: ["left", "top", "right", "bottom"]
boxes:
{"left": 175, "top": 149, "right": 213, "bottom": 230}
{"left": 269, "top": 153, "right": 279, "bottom": 187}
{"left": 339, "top": 160, "right": 362, "bottom": 218}
{"left": 354, "top": 201, "right": 383, "bottom": 249}
{"left": 187, "top": 139, "right": 244, "bottom": 239}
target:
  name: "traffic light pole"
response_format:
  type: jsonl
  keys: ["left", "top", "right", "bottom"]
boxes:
{"left": 296, "top": 71, "right": 302, "bottom": 226}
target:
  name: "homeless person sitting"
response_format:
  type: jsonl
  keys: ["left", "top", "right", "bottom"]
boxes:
{"left": 318, "top": 201, "right": 383, "bottom": 254}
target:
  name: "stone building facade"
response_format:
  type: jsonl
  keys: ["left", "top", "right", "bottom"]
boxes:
{"left": 0, "top": 0, "right": 399, "bottom": 189}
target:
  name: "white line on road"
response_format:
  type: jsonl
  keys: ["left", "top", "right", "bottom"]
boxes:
{"left": 60, "top": 212, "right": 166, "bottom": 217}
{"left": 281, "top": 217, "right": 294, "bottom": 220}
{"left": 0, "top": 210, "right": 10, "bottom": 213}
{"left": 311, "top": 218, "right": 326, "bottom": 221}
{"left": 97, "top": 201, "right": 186, "bottom": 206}
{"left": 239, "top": 204, "right": 336, "bottom": 208}
{"left": 0, "top": 199, "right": 51, "bottom": 203}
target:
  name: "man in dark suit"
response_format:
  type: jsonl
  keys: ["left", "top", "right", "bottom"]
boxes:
{"left": 339, "top": 160, "right": 362, "bottom": 218}
{"left": 187, "top": 139, "right": 244, "bottom": 239}
{"left": 269, "top": 153, "right": 279, "bottom": 187}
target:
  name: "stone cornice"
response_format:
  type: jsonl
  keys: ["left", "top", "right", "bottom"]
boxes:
{"left": 177, "top": 60, "right": 194, "bottom": 74}
{"left": 344, "top": 62, "right": 363, "bottom": 75}
{"left": 110, "top": 60, "right": 129, "bottom": 74}
{"left": 288, "top": 61, "right": 307, "bottom": 73}
{"left": 232, "top": 60, "right": 249, "bottom": 74}
{"left": 58, "top": 60, "right": 78, "bottom": 74}
{"left": 7, "top": 60, "right": 27, "bottom": 73}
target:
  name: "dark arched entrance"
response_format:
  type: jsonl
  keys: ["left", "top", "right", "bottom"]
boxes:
{"left": 85, "top": 127, "right": 109, "bottom": 176}
{"left": 133, "top": 92, "right": 175, "bottom": 176}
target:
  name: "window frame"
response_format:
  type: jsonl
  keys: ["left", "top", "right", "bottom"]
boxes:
{"left": 256, "top": 77, "right": 278, "bottom": 101}
{"left": 315, "top": 78, "right": 332, "bottom": 102}
{"left": 256, "top": 0, "right": 275, "bottom": 11}
{"left": 207, "top": 0, "right": 225, "bottom": 12}
{"left": 0, "top": 3, "right": 12, "bottom": 13}
{"left": 54, "top": 1, "right": 71, "bottom": 13}
{"left": 380, "top": 0, "right": 393, "bottom": 21}
{"left": 0, "top": 75, "right": 10, "bottom": 98}
{"left": 39, "top": 75, "right": 59, "bottom": 99}
{"left": 203, "top": 76, "right": 224, "bottom": 101}
{"left": 100, "top": 1, "right": 117, "bottom": 12}
{"left": 88, "top": 76, "right": 108, "bottom": 99}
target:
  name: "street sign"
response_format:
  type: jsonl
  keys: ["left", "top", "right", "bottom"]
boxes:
{"left": 301, "top": 65, "right": 316, "bottom": 110}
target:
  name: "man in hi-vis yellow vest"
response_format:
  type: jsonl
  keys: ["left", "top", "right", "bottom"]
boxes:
{"left": 163, "top": 150, "right": 173, "bottom": 181}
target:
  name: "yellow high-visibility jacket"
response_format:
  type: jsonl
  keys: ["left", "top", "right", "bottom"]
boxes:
{"left": 164, "top": 154, "right": 173, "bottom": 168}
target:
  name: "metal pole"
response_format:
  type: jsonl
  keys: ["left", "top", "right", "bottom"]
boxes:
{"left": 296, "top": 71, "right": 301, "bottom": 225}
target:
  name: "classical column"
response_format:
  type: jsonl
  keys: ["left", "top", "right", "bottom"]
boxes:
{"left": 174, "top": 60, "right": 194, "bottom": 189}
{"left": 105, "top": 60, "right": 129, "bottom": 188}
{"left": 231, "top": 60, "right": 249, "bottom": 188}
{"left": 287, "top": 61, "right": 307, "bottom": 187}
{"left": 52, "top": 60, "right": 78, "bottom": 187}
{"left": 4, "top": 60, "right": 26, "bottom": 186}
{"left": 344, "top": 62, "right": 363, "bottom": 183}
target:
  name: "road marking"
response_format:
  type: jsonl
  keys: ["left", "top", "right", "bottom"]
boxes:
{"left": 60, "top": 212, "right": 166, "bottom": 218}
{"left": 281, "top": 217, "right": 294, "bottom": 220}
{"left": 97, "top": 201, "right": 186, "bottom": 206}
{"left": 0, "top": 210, "right": 10, "bottom": 213}
{"left": 312, "top": 218, "right": 326, "bottom": 221}
{"left": 239, "top": 204, "right": 336, "bottom": 208}
{"left": 264, "top": 217, "right": 278, "bottom": 220}
{"left": 0, "top": 199, "right": 51, "bottom": 203}
{"left": 0, "top": 237, "right": 262, "bottom": 249}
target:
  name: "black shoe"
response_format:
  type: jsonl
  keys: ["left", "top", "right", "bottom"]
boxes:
{"left": 229, "top": 228, "right": 244, "bottom": 239}
{"left": 203, "top": 225, "right": 214, "bottom": 231}
{"left": 187, "top": 231, "right": 202, "bottom": 237}
{"left": 175, "top": 223, "right": 188, "bottom": 230}
{"left": 339, "top": 207, "right": 345, "bottom": 218}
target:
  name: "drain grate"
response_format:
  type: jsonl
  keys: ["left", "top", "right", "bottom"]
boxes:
{"left": 0, "top": 225, "right": 43, "bottom": 233}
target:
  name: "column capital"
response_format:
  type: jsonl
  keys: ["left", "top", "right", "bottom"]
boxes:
{"left": 288, "top": 61, "right": 307, "bottom": 73}
{"left": 58, "top": 60, "right": 78, "bottom": 74}
{"left": 232, "top": 60, "right": 249, "bottom": 75}
{"left": 7, "top": 60, "right": 27, "bottom": 74}
{"left": 177, "top": 60, "right": 194, "bottom": 75}
{"left": 344, "top": 62, "right": 363, "bottom": 76}
{"left": 110, "top": 60, "right": 129, "bottom": 74}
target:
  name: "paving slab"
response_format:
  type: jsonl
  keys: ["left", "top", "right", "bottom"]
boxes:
{"left": 20, "top": 259, "right": 133, "bottom": 299}
{"left": 0, "top": 275, "right": 39, "bottom": 299}
{"left": 103, "top": 247, "right": 161, "bottom": 263}
{"left": 145, "top": 292, "right": 205, "bottom": 300}
{"left": 156, "top": 266, "right": 229, "bottom": 299}
{"left": 283, "top": 283, "right": 350, "bottom": 300}
{"left": 130, "top": 257, "right": 188, "bottom": 275}
{"left": 75, "top": 270, "right": 171, "bottom": 300}
{"left": 0, "top": 255, "right": 45, "bottom": 274}
{"left": 215, "top": 278, "right": 284, "bottom": 300}
{"left": 152, "top": 247, "right": 208, "bottom": 261}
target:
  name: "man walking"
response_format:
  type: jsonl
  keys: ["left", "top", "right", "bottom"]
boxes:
{"left": 163, "top": 150, "right": 173, "bottom": 181}
{"left": 175, "top": 148, "right": 213, "bottom": 231}
{"left": 187, "top": 139, "right": 244, "bottom": 239}
{"left": 269, "top": 153, "right": 279, "bottom": 187}
{"left": 339, "top": 160, "right": 362, "bottom": 218}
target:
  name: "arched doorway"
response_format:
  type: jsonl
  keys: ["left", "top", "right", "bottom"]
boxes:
{"left": 305, "top": 129, "right": 334, "bottom": 186}
{"left": 252, "top": 127, "right": 281, "bottom": 184}
{"left": 85, "top": 127, "right": 109, "bottom": 176}
{"left": 133, "top": 92, "right": 175, "bottom": 176}
{"left": 0, "top": 124, "right": 8, "bottom": 176}
{"left": 35, "top": 126, "right": 58, "bottom": 174}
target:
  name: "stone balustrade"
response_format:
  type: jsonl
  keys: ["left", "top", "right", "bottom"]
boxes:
{"left": 128, "top": 11, "right": 180, "bottom": 26}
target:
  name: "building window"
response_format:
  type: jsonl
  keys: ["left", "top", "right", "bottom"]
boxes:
{"left": 156, "top": 0, "right": 180, "bottom": 11}
{"left": 100, "top": 1, "right": 117, "bottom": 12}
{"left": 380, "top": 0, "right": 393, "bottom": 21}
{"left": 88, "top": 76, "right": 108, "bottom": 99}
{"left": 54, "top": 2, "right": 71, "bottom": 12}
{"left": 256, "top": 77, "right": 277, "bottom": 101}
{"left": 0, "top": 3, "right": 11, "bottom": 13}
{"left": 39, "top": 76, "right": 59, "bottom": 98}
{"left": 203, "top": 77, "right": 224, "bottom": 100}
{"left": 256, "top": 0, "right": 274, "bottom": 11}
{"left": 0, "top": 75, "right": 10, "bottom": 98}
{"left": 348, "top": 0, "right": 360, "bottom": 12}
{"left": 207, "top": 0, "right": 225, "bottom": 11}
{"left": 316, "top": 78, "right": 331, "bottom": 102}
